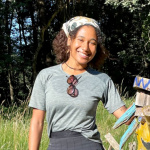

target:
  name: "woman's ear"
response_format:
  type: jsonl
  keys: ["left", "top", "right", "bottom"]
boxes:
{"left": 67, "top": 36, "right": 71, "bottom": 46}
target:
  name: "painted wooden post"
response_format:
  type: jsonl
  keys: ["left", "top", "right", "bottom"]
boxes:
{"left": 133, "top": 76, "right": 150, "bottom": 150}
{"left": 104, "top": 76, "right": 150, "bottom": 150}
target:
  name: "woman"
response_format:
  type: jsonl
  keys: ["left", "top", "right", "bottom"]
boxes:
{"left": 29, "top": 16, "right": 132, "bottom": 150}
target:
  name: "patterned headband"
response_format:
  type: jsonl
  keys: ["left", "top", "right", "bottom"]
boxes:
{"left": 62, "top": 16, "right": 101, "bottom": 40}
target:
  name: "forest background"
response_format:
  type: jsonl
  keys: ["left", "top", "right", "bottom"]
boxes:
{"left": 0, "top": 0, "right": 150, "bottom": 106}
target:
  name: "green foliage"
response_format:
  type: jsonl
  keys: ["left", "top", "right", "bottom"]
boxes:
{"left": 105, "top": 0, "right": 150, "bottom": 79}
{"left": 105, "top": 0, "right": 141, "bottom": 11}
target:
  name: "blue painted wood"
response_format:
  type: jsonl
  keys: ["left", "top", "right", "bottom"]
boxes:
{"left": 133, "top": 76, "right": 150, "bottom": 90}
{"left": 113, "top": 103, "right": 136, "bottom": 129}
{"left": 119, "top": 119, "right": 138, "bottom": 150}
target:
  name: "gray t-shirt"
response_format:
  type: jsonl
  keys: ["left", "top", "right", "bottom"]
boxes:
{"left": 29, "top": 64, "right": 125, "bottom": 143}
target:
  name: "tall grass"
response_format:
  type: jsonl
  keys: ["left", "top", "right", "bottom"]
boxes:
{"left": 0, "top": 100, "right": 49, "bottom": 150}
{"left": 0, "top": 98, "right": 137, "bottom": 150}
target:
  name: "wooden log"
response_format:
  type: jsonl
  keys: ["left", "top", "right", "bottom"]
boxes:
{"left": 133, "top": 76, "right": 150, "bottom": 91}
{"left": 104, "top": 133, "right": 120, "bottom": 150}
{"left": 143, "top": 105, "right": 150, "bottom": 131}
{"left": 135, "top": 90, "right": 150, "bottom": 106}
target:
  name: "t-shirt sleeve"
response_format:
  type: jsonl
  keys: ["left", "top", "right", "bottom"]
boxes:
{"left": 102, "top": 79, "right": 125, "bottom": 114}
{"left": 29, "top": 71, "right": 46, "bottom": 111}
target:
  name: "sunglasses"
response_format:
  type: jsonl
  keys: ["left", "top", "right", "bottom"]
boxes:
{"left": 67, "top": 75, "right": 79, "bottom": 97}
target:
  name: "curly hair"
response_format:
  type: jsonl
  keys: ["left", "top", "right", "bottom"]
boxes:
{"left": 52, "top": 25, "right": 109, "bottom": 70}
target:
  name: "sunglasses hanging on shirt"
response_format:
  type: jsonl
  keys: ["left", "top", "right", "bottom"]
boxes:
{"left": 67, "top": 75, "right": 81, "bottom": 97}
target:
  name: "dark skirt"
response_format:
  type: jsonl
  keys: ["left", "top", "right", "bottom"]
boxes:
{"left": 47, "top": 131, "right": 105, "bottom": 150}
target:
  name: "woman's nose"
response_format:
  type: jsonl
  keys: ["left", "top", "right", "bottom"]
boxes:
{"left": 82, "top": 42, "right": 89, "bottom": 51}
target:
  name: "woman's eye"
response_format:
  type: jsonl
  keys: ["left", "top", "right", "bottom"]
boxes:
{"left": 78, "top": 39, "right": 83, "bottom": 42}
{"left": 90, "top": 42, "right": 97, "bottom": 45}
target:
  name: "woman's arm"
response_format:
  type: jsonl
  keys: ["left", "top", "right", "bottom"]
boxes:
{"left": 29, "top": 108, "right": 46, "bottom": 150}
{"left": 113, "top": 105, "right": 135, "bottom": 125}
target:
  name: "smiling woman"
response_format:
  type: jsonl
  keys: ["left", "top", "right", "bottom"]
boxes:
{"left": 28, "top": 16, "right": 134, "bottom": 150}
{"left": 66, "top": 25, "right": 97, "bottom": 70}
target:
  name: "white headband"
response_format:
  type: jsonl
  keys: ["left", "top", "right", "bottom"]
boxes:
{"left": 62, "top": 16, "right": 101, "bottom": 38}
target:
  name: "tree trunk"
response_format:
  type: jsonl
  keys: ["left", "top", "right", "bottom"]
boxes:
{"left": 8, "top": 66, "right": 14, "bottom": 102}
{"left": 5, "top": 0, "right": 14, "bottom": 102}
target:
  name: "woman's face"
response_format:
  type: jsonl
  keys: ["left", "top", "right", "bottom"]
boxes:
{"left": 67, "top": 25, "right": 98, "bottom": 66}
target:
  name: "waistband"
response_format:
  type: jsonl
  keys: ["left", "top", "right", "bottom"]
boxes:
{"left": 50, "top": 130, "right": 82, "bottom": 138}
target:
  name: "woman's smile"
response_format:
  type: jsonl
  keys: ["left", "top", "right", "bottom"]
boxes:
{"left": 77, "top": 49, "right": 90, "bottom": 59}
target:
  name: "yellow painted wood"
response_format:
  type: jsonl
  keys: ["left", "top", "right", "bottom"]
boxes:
{"left": 136, "top": 122, "right": 150, "bottom": 150}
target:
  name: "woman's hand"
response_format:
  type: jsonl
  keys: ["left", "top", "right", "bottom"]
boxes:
{"left": 29, "top": 108, "right": 46, "bottom": 150}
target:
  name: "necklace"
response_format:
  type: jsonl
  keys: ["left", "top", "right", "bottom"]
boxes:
{"left": 65, "top": 62, "right": 87, "bottom": 71}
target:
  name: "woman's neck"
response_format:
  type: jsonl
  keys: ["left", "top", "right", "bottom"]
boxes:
{"left": 66, "top": 59, "right": 87, "bottom": 70}
{"left": 62, "top": 61, "right": 87, "bottom": 75}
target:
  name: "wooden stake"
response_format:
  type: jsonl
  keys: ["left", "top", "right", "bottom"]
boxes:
{"left": 105, "top": 133, "right": 120, "bottom": 150}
